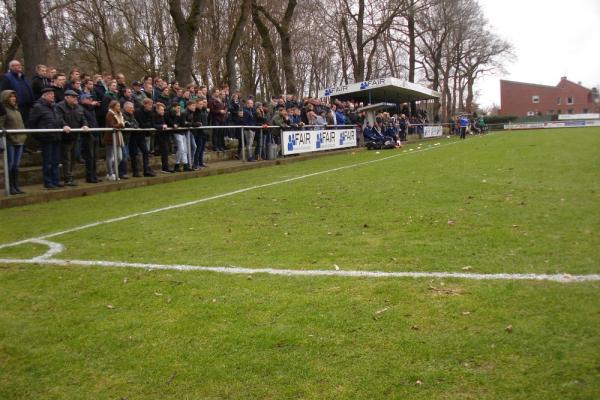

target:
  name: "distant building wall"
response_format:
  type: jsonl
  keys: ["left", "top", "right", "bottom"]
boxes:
{"left": 500, "top": 77, "right": 599, "bottom": 117}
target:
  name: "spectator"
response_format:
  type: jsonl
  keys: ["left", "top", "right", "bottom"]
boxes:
{"left": 167, "top": 103, "right": 192, "bottom": 172}
{"left": 79, "top": 93, "right": 101, "bottom": 183}
{"left": 459, "top": 115, "right": 469, "bottom": 139}
{"left": 135, "top": 97, "right": 155, "bottom": 160}
{"left": 192, "top": 98, "right": 209, "bottom": 169}
{"left": 31, "top": 64, "right": 50, "bottom": 101}
{"left": 208, "top": 88, "right": 226, "bottom": 151}
{"left": 64, "top": 68, "right": 81, "bottom": 92}
{"left": 0, "top": 60, "right": 34, "bottom": 125}
{"left": 127, "top": 100, "right": 155, "bottom": 177}
{"left": 153, "top": 102, "right": 173, "bottom": 173}
{"left": 93, "top": 74, "right": 106, "bottom": 101}
{"left": 0, "top": 90, "right": 26, "bottom": 194}
{"left": 55, "top": 89, "right": 89, "bottom": 186}
{"left": 104, "top": 100, "right": 125, "bottom": 181}
{"left": 99, "top": 81, "right": 119, "bottom": 127}
{"left": 131, "top": 81, "right": 146, "bottom": 110}
{"left": 241, "top": 98, "right": 258, "bottom": 162}
{"left": 115, "top": 73, "right": 127, "bottom": 97}
{"left": 51, "top": 73, "right": 66, "bottom": 104}
{"left": 29, "top": 88, "right": 62, "bottom": 189}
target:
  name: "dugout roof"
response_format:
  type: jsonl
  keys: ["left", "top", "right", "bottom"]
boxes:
{"left": 318, "top": 77, "right": 440, "bottom": 104}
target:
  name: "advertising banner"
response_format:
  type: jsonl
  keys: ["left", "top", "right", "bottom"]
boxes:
{"left": 282, "top": 128, "right": 357, "bottom": 156}
{"left": 423, "top": 126, "right": 443, "bottom": 138}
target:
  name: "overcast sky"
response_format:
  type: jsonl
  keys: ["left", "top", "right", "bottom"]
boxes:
{"left": 475, "top": 0, "right": 600, "bottom": 108}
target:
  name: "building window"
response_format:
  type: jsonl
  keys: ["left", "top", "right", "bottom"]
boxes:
{"left": 527, "top": 111, "right": 535, "bottom": 116}
{"left": 532, "top": 95, "right": 540, "bottom": 104}
{"left": 556, "top": 97, "right": 561, "bottom": 105}
{"left": 567, "top": 109, "right": 573, "bottom": 114}
{"left": 567, "top": 96, "right": 574, "bottom": 105}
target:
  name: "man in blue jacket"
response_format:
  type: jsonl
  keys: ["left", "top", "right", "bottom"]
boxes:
{"left": 29, "top": 88, "right": 62, "bottom": 189}
{"left": 0, "top": 60, "right": 34, "bottom": 126}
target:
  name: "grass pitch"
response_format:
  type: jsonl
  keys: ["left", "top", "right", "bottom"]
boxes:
{"left": 1, "top": 128, "right": 599, "bottom": 399}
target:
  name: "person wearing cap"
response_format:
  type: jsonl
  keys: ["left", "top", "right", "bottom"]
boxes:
{"left": 131, "top": 80, "right": 147, "bottom": 110}
{"left": 29, "top": 88, "right": 63, "bottom": 189}
{"left": 79, "top": 93, "right": 101, "bottom": 183}
{"left": 55, "top": 89, "right": 89, "bottom": 186}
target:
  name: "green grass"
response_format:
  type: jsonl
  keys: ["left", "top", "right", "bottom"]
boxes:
{"left": 1, "top": 128, "right": 599, "bottom": 398}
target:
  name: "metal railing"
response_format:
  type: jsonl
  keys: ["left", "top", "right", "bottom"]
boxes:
{"left": 1, "top": 124, "right": 360, "bottom": 197}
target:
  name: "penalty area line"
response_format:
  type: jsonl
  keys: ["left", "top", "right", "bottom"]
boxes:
{"left": 0, "top": 257, "right": 599, "bottom": 283}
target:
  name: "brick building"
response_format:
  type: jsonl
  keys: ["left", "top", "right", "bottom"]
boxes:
{"left": 499, "top": 77, "right": 599, "bottom": 117}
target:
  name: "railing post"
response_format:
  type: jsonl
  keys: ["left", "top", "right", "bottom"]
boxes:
{"left": 279, "top": 128, "right": 284, "bottom": 158}
{"left": 112, "top": 129, "right": 119, "bottom": 180}
{"left": 2, "top": 132, "right": 10, "bottom": 196}
{"left": 241, "top": 127, "right": 246, "bottom": 162}
{"left": 186, "top": 129, "right": 193, "bottom": 167}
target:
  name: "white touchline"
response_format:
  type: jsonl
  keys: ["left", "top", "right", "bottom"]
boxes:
{"left": 0, "top": 137, "right": 464, "bottom": 249}
{"left": 0, "top": 256, "right": 598, "bottom": 283}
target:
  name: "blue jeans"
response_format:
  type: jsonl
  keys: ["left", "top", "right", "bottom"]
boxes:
{"left": 41, "top": 141, "right": 61, "bottom": 187}
{"left": 7, "top": 144, "right": 24, "bottom": 173}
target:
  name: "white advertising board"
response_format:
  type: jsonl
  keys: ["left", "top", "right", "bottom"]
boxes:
{"left": 282, "top": 128, "right": 357, "bottom": 156}
{"left": 504, "top": 120, "right": 600, "bottom": 130}
{"left": 558, "top": 113, "right": 600, "bottom": 120}
{"left": 423, "top": 126, "right": 443, "bottom": 138}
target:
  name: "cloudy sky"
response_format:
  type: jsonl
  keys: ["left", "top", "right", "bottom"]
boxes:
{"left": 475, "top": 0, "right": 600, "bottom": 108}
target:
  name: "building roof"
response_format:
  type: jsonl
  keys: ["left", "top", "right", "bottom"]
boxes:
{"left": 319, "top": 77, "right": 440, "bottom": 103}
{"left": 500, "top": 77, "right": 593, "bottom": 92}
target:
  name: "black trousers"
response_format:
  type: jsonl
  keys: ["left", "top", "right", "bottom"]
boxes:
{"left": 129, "top": 134, "right": 150, "bottom": 174}
{"left": 81, "top": 133, "right": 99, "bottom": 180}
{"left": 460, "top": 127, "right": 466, "bottom": 139}
{"left": 157, "top": 133, "right": 171, "bottom": 170}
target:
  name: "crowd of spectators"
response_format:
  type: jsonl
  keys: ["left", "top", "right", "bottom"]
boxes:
{"left": 0, "top": 59, "right": 433, "bottom": 194}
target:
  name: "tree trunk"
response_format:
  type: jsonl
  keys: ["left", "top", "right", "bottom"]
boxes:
{"left": 407, "top": 0, "right": 416, "bottom": 115}
{"left": 169, "top": 0, "right": 205, "bottom": 85}
{"left": 251, "top": 2, "right": 282, "bottom": 96}
{"left": 15, "top": 0, "right": 47, "bottom": 77}
{"left": 225, "top": 0, "right": 251, "bottom": 93}
{"left": 2, "top": 36, "right": 21, "bottom": 73}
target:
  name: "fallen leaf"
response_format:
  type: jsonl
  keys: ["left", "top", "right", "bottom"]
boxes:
{"left": 333, "top": 264, "right": 340, "bottom": 271}
{"left": 462, "top": 311, "right": 471, "bottom": 316}
{"left": 505, "top": 325, "right": 513, "bottom": 333}
{"left": 462, "top": 266, "right": 472, "bottom": 271}
{"left": 416, "top": 380, "right": 423, "bottom": 385}
{"left": 447, "top": 219, "right": 456, "bottom": 226}
{"left": 373, "top": 306, "right": 390, "bottom": 320}
{"left": 154, "top": 292, "right": 163, "bottom": 296}
{"left": 106, "top": 304, "right": 114, "bottom": 309}
{"left": 122, "top": 277, "right": 128, "bottom": 284}
{"left": 411, "top": 325, "right": 419, "bottom": 330}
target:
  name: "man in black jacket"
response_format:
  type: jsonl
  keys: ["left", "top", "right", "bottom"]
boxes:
{"left": 153, "top": 102, "right": 173, "bottom": 173}
{"left": 125, "top": 101, "right": 155, "bottom": 177}
{"left": 31, "top": 64, "right": 50, "bottom": 101}
{"left": 29, "top": 88, "right": 63, "bottom": 189}
{"left": 79, "top": 93, "right": 100, "bottom": 183}
{"left": 55, "top": 90, "right": 89, "bottom": 186}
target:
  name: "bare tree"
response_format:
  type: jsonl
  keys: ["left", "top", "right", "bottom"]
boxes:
{"left": 169, "top": 0, "right": 205, "bottom": 84}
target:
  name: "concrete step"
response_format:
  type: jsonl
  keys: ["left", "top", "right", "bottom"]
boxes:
{"left": 0, "top": 149, "right": 244, "bottom": 186}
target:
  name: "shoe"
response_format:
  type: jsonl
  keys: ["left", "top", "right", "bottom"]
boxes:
{"left": 86, "top": 178, "right": 98, "bottom": 183}
{"left": 199, "top": 164, "right": 208, "bottom": 168}
{"left": 56, "top": 182, "right": 65, "bottom": 187}
{"left": 45, "top": 184, "right": 58, "bottom": 190}
{"left": 144, "top": 170, "right": 156, "bottom": 177}
{"left": 65, "top": 180, "right": 78, "bottom": 187}
{"left": 133, "top": 172, "right": 142, "bottom": 178}
{"left": 106, "top": 174, "right": 112, "bottom": 181}
{"left": 120, "top": 174, "right": 130, "bottom": 180}
{"left": 173, "top": 164, "right": 182, "bottom": 172}
{"left": 160, "top": 169, "right": 174, "bottom": 174}
{"left": 183, "top": 165, "right": 193, "bottom": 171}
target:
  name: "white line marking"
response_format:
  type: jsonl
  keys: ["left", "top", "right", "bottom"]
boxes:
{"left": 0, "top": 257, "right": 598, "bottom": 283}
{"left": 29, "top": 239, "right": 65, "bottom": 260}
{"left": 0, "top": 138, "right": 463, "bottom": 248}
